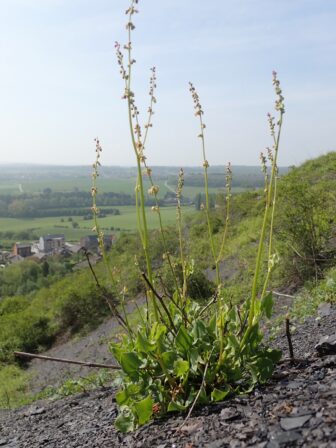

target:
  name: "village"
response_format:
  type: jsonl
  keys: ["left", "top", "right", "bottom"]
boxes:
{"left": 0, "top": 233, "right": 114, "bottom": 267}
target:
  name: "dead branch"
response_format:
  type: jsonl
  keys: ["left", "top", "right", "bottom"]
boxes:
{"left": 14, "top": 351, "right": 121, "bottom": 370}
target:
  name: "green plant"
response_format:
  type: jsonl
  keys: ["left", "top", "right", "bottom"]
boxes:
{"left": 276, "top": 176, "right": 335, "bottom": 283}
{"left": 92, "top": 0, "right": 285, "bottom": 432}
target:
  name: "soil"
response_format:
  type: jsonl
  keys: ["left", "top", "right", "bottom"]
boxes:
{"left": 0, "top": 304, "right": 335, "bottom": 447}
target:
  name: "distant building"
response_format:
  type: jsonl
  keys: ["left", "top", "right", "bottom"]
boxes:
{"left": 64, "top": 242, "right": 82, "bottom": 255}
{"left": 8, "top": 254, "right": 24, "bottom": 264}
{"left": 80, "top": 235, "right": 114, "bottom": 252}
{"left": 38, "top": 234, "right": 65, "bottom": 253}
{"left": 12, "top": 242, "right": 32, "bottom": 258}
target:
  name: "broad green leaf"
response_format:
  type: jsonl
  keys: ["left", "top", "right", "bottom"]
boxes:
{"left": 161, "top": 351, "right": 177, "bottom": 370}
{"left": 173, "top": 358, "right": 189, "bottom": 377}
{"left": 115, "top": 406, "right": 135, "bottom": 433}
{"left": 136, "top": 331, "right": 156, "bottom": 352}
{"left": 134, "top": 395, "right": 153, "bottom": 426}
{"left": 198, "top": 386, "right": 208, "bottom": 404}
{"left": 192, "top": 319, "right": 207, "bottom": 340}
{"left": 208, "top": 314, "right": 216, "bottom": 335}
{"left": 257, "top": 357, "right": 274, "bottom": 383}
{"left": 189, "top": 347, "right": 202, "bottom": 372}
{"left": 175, "top": 325, "right": 193, "bottom": 352}
{"left": 120, "top": 352, "right": 142, "bottom": 375}
{"left": 226, "top": 334, "right": 240, "bottom": 354}
{"left": 150, "top": 322, "right": 167, "bottom": 341}
{"left": 260, "top": 292, "right": 274, "bottom": 319}
{"left": 167, "top": 400, "right": 188, "bottom": 412}
{"left": 116, "top": 389, "right": 128, "bottom": 405}
{"left": 126, "top": 383, "right": 143, "bottom": 397}
{"left": 266, "top": 348, "right": 282, "bottom": 363}
{"left": 211, "top": 387, "right": 230, "bottom": 402}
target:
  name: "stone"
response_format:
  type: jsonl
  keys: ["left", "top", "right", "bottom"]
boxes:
{"left": 220, "top": 408, "right": 240, "bottom": 421}
{"left": 315, "top": 334, "right": 336, "bottom": 356}
{"left": 26, "top": 406, "right": 46, "bottom": 416}
{"left": 280, "top": 414, "right": 312, "bottom": 430}
{"left": 269, "top": 430, "right": 302, "bottom": 445}
{"left": 317, "top": 302, "right": 331, "bottom": 317}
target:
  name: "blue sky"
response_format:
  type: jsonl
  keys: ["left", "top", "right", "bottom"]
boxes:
{"left": 0, "top": 0, "right": 336, "bottom": 166}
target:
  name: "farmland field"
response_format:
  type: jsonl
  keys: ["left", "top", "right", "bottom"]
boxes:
{"left": 0, "top": 178, "right": 244, "bottom": 198}
{"left": 0, "top": 205, "right": 195, "bottom": 245}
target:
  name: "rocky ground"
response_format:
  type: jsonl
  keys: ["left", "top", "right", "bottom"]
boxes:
{"left": 0, "top": 305, "right": 335, "bottom": 447}
{"left": 26, "top": 297, "right": 145, "bottom": 394}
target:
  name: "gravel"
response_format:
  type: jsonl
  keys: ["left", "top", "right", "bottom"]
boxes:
{"left": 0, "top": 305, "right": 335, "bottom": 447}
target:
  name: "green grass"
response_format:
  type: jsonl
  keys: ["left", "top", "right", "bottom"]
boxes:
{"left": 0, "top": 176, "right": 248, "bottom": 199}
{"left": 291, "top": 266, "right": 336, "bottom": 321}
{"left": 0, "top": 365, "right": 32, "bottom": 408}
{"left": 0, "top": 206, "right": 195, "bottom": 243}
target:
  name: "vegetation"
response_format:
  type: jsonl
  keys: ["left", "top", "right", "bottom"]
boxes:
{"left": 275, "top": 153, "right": 336, "bottom": 284}
{"left": 86, "top": 1, "right": 288, "bottom": 432}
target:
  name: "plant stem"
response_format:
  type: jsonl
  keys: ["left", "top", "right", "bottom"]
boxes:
{"left": 248, "top": 113, "right": 283, "bottom": 327}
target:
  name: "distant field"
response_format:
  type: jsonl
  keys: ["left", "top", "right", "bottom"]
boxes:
{"left": 0, "top": 177, "right": 247, "bottom": 199}
{"left": 0, "top": 205, "right": 195, "bottom": 244}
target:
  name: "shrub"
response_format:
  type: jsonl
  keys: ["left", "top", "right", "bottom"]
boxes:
{"left": 276, "top": 175, "right": 335, "bottom": 283}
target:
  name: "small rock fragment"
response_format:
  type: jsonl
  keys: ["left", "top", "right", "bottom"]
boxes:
{"left": 315, "top": 334, "right": 336, "bottom": 356}
{"left": 220, "top": 407, "right": 240, "bottom": 421}
{"left": 269, "top": 430, "right": 302, "bottom": 445}
{"left": 317, "top": 302, "right": 331, "bottom": 317}
{"left": 280, "top": 414, "right": 312, "bottom": 430}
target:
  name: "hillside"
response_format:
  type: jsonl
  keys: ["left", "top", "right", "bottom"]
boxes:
{"left": 0, "top": 153, "right": 335, "bottom": 435}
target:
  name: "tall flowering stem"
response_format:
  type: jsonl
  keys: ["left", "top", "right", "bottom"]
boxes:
{"left": 189, "top": 82, "right": 220, "bottom": 287}
{"left": 115, "top": 1, "right": 159, "bottom": 322}
{"left": 247, "top": 71, "right": 285, "bottom": 329}
{"left": 217, "top": 163, "right": 232, "bottom": 263}
{"left": 176, "top": 168, "right": 187, "bottom": 301}
{"left": 91, "top": 138, "right": 116, "bottom": 287}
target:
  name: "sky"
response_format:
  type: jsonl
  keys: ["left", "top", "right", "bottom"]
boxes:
{"left": 0, "top": 0, "right": 336, "bottom": 167}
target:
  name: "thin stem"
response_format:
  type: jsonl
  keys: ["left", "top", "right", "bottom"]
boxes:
{"left": 124, "top": 7, "right": 158, "bottom": 322}
{"left": 248, "top": 113, "right": 283, "bottom": 328}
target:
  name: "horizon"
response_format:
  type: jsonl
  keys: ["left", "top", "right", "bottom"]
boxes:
{"left": 1, "top": 0, "right": 335, "bottom": 167}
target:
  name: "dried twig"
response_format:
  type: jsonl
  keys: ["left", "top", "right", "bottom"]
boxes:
{"left": 285, "top": 315, "right": 294, "bottom": 362}
{"left": 14, "top": 351, "right": 121, "bottom": 370}
{"left": 176, "top": 349, "right": 214, "bottom": 434}
{"left": 141, "top": 272, "right": 177, "bottom": 333}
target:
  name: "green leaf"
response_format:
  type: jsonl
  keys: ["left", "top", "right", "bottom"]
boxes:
{"left": 173, "top": 358, "right": 189, "bottom": 377}
{"left": 167, "top": 400, "right": 188, "bottom": 412}
{"left": 126, "top": 383, "right": 143, "bottom": 397}
{"left": 175, "top": 325, "right": 193, "bottom": 352}
{"left": 211, "top": 387, "right": 230, "bottom": 402}
{"left": 134, "top": 395, "right": 153, "bottom": 426}
{"left": 192, "top": 319, "right": 207, "bottom": 340}
{"left": 266, "top": 348, "right": 282, "bottom": 363}
{"left": 249, "top": 354, "right": 276, "bottom": 383}
{"left": 116, "top": 389, "right": 128, "bottom": 405}
{"left": 257, "top": 357, "right": 275, "bottom": 382}
{"left": 115, "top": 406, "right": 135, "bottom": 433}
{"left": 226, "top": 334, "right": 240, "bottom": 355}
{"left": 120, "top": 352, "right": 142, "bottom": 375}
{"left": 136, "top": 332, "right": 156, "bottom": 352}
{"left": 208, "top": 314, "right": 217, "bottom": 335}
{"left": 150, "top": 322, "right": 167, "bottom": 341}
{"left": 260, "top": 292, "right": 274, "bottom": 319}
{"left": 189, "top": 347, "right": 202, "bottom": 372}
{"left": 161, "top": 351, "right": 177, "bottom": 370}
